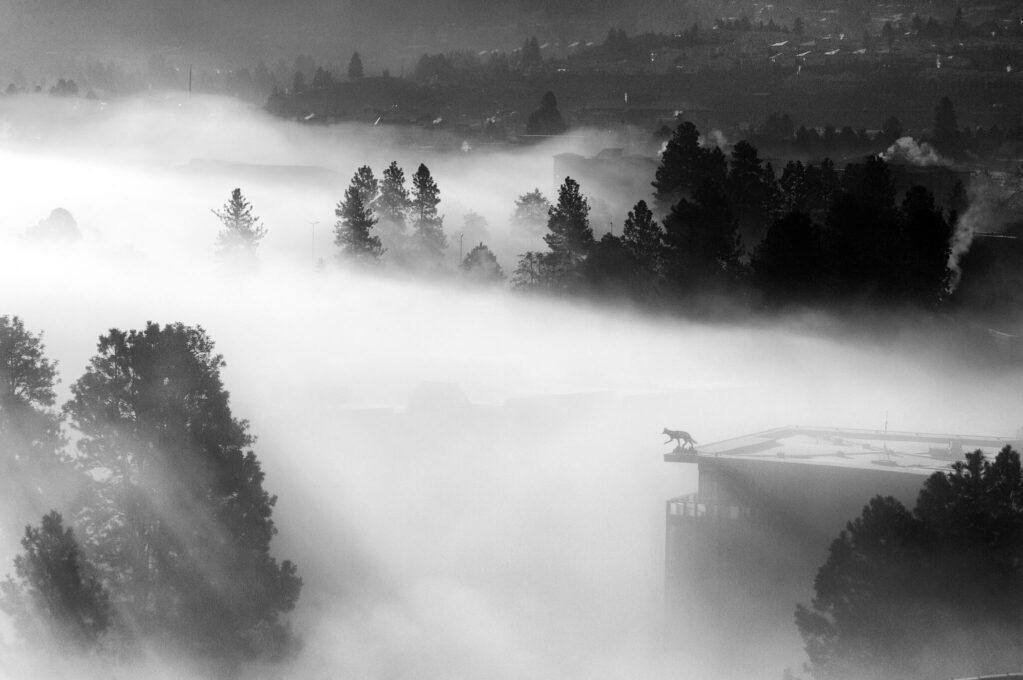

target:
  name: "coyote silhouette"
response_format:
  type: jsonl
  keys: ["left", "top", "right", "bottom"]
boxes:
{"left": 663, "top": 428, "right": 697, "bottom": 451}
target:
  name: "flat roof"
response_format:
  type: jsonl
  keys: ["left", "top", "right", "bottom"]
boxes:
{"left": 665, "top": 425, "right": 1022, "bottom": 476}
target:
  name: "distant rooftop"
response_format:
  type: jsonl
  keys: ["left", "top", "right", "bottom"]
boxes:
{"left": 665, "top": 425, "right": 1022, "bottom": 476}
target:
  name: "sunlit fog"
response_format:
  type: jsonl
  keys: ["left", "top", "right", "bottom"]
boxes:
{"left": 1, "top": 91, "right": 1021, "bottom": 680}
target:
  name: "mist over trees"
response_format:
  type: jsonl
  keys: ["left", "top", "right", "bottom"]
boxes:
{"left": 0, "top": 317, "right": 76, "bottom": 537}
{"left": 213, "top": 188, "right": 266, "bottom": 263}
{"left": 335, "top": 166, "right": 385, "bottom": 262}
{"left": 0, "top": 319, "right": 301, "bottom": 666}
{"left": 0, "top": 512, "right": 110, "bottom": 648}
{"left": 411, "top": 163, "right": 447, "bottom": 265}
{"left": 797, "top": 447, "right": 1023, "bottom": 680}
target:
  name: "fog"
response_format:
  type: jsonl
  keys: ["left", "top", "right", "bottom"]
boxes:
{"left": 0, "top": 92, "right": 1021, "bottom": 680}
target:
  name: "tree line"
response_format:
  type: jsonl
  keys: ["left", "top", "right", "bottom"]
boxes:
{"left": 510, "top": 120, "right": 959, "bottom": 316}
{"left": 214, "top": 114, "right": 1023, "bottom": 326}
{"left": 0, "top": 317, "right": 300, "bottom": 667}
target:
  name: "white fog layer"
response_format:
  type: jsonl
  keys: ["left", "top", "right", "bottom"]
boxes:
{"left": 0, "top": 92, "right": 1020, "bottom": 680}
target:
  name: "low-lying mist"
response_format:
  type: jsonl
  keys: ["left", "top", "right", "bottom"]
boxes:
{"left": 1, "top": 92, "right": 1020, "bottom": 680}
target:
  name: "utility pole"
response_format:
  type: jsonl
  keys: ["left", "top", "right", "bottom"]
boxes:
{"left": 309, "top": 221, "right": 319, "bottom": 263}
{"left": 459, "top": 232, "right": 464, "bottom": 261}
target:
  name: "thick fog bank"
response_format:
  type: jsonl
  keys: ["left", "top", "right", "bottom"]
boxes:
{"left": 0, "top": 93, "right": 1020, "bottom": 680}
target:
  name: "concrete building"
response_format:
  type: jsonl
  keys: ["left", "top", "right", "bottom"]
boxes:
{"left": 663, "top": 425, "right": 1021, "bottom": 679}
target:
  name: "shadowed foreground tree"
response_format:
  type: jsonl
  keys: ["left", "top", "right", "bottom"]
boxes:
{"left": 0, "top": 511, "right": 109, "bottom": 648}
{"left": 65, "top": 322, "right": 301, "bottom": 662}
{"left": 796, "top": 446, "right": 1023, "bottom": 680}
{"left": 213, "top": 188, "right": 266, "bottom": 262}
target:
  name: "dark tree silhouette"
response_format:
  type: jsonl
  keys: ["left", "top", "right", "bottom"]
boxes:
{"left": 726, "top": 140, "right": 778, "bottom": 226}
{"left": 65, "top": 323, "right": 301, "bottom": 661}
{"left": 525, "top": 91, "right": 567, "bottom": 136}
{"left": 212, "top": 188, "right": 266, "bottom": 261}
{"left": 652, "top": 121, "right": 727, "bottom": 213}
{"left": 751, "top": 211, "right": 825, "bottom": 307}
{"left": 347, "top": 51, "right": 364, "bottom": 80}
{"left": 662, "top": 180, "right": 744, "bottom": 294}
{"left": 460, "top": 243, "right": 504, "bottom": 283}
{"left": 335, "top": 166, "right": 384, "bottom": 262}
{"left": 411, "top": 163, "right": 446, "bottom": 263}
{"left": 621, "top": 199, "right": 663, "bottom": 279}
{"left": 0, "top": 511, "right": 109, "bottom": 648}
{"left": 544, "top": 177, "right": 594, "bottom": 263}
{"left": 895, "top": 186, "right": 952, "bottom": 306}
{"left": 797, "top": 447, "right": 1023, "bottom": 680}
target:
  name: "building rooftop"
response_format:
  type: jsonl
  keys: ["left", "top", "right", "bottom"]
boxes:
{"left": 665, "top": 425, "right": 1022, "bottom": 476}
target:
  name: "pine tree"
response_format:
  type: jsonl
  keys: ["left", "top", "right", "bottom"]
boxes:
{"left": 65, "top": 323, "right": 301, "bottom": 661}
{"left": 460, "top": 243, "right": 504, "bottom": 283}
{"left": 0, "top": 511, "right": 110, "bottom": 648}
{"left": 525, "top": 91, "right": 567, "bottom": 136}
{"left": 661, "top": 180, "right": 744, "bottom": 294}
{"left": 652, "top": 121, "right": 726, "bottom": 213}
{"left": 410, "top": 163, "right": 447, "bottom": 263}
{"left": 621, "top": 199, "right": 663, "bottom": 275}
{"left": 536, "top": 177, "right": 593, "bottom": 290}
{"left": 797, "top": 447, "right": 1023, "bottom": 680}
{"left": 347, "top": 51, "right": 364, "bottom": 80}
{"left": 544, "top": 177, "right": 593, "bottom": 258}
{"left": 335, "top": 168, "right": 384, "bottom": 262}
{"left": 212, "top": 188, "right": 266, "bottom": 261}
{"left": 378, "top": 161, "right": 411, "bottom": 234}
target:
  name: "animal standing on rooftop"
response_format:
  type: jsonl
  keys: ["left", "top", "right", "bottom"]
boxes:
{"left": 663, "top": 428, "right": 697, "bottom": 451}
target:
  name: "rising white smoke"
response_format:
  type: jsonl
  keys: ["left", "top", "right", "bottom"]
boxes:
{"left": 947, "top": 174, "right": 1016, "bottom": 291}
{"left": 882, "top": 136, "right": 950, "bottom": 167}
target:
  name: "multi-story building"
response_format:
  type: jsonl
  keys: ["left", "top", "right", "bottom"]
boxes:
{"left": 663, "top": 425, "right": 1021, "bottom": 679}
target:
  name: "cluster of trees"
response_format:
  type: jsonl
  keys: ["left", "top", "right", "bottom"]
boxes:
{"left": 332, "top": 161, "right": 505, "bottom": 281}
{"left": 797, "top": 446, "right": 1023, "bottom": 680}
{"left": 753, "top": 97, "right": 1023, "bottom": 161}
{"left": 211, "top": 165, "right": 508, "bottom": 282}
{"left": 0, "top": 317, "right": 300, "bottom": 665}
{"left": 513, "top": 120, "right": 954, "bottom": 314}
{"left": 752, "top": 112, "right": 901, "bottom": 155}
